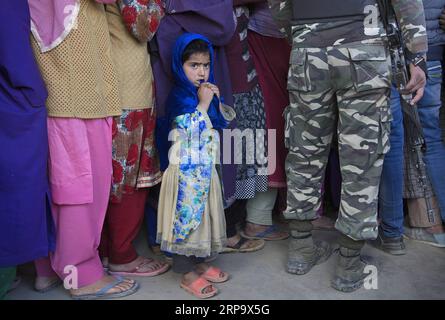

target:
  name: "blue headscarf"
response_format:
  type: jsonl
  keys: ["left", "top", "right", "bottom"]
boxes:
{"left": 166, "top": 33, "right": 229, "bottom": 130}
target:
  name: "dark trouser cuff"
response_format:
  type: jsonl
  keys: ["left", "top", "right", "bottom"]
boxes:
{"left": 289, "top": 220, "right": 313, "bottom": 233}
{"left": 338, "top": 233, "right": 365, "bottom": 250}
{"left": 172, "top": 254, "right": 205, "bottom": 274}
{"left": 289, "top": 220, "right": 313, "bottom": 238}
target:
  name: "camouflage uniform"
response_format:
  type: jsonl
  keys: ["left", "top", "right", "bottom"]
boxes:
{"left": 270, "top": 0, "right": 428, "bottom": 241}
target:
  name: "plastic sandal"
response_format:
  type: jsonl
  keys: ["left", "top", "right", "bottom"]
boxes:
{"left": 241, "top": 225, "right": 289, "bottom": 241}
{"left": 180, "top": 276, "right": 218, "bottom": 299}
{"left": 200, "top": 266, "right": 229, "bottom": 283}
{"left": 109, "top": 257, "right": 170, "bottom": 277}
{"left": 71, "top": 276, "right": 139, "bottom": 300}
{"left": 222, "top": 236, "right": 265, "bottom": 253}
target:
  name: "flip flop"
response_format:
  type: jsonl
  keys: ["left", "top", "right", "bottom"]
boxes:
{"left": 200, "top": 266, "right": 229, "bottom": 283}
{"left": 180, "top": 277, "right": 218, "bottom": 299}
{"left": 241, "top": 225, "right": 289, "bottom": 241}
{"left": 222, "top": 236, "right": 265, "bottom": 253}
{"left": 109, "top": 257, "right": 170, "bottom": 277}
{"left": 71, "top": 276, "right": 139, "bottom": 300}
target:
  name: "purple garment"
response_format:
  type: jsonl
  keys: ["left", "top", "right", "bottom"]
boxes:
{"left": 0, "top": 0, "right": 54, "bottom": 267}
{"left": 151, "top": 0, "right": 237, "bottom": 204}
{"left": 226, "top": 7, "right": 258, "bottom": 94}
{"left": 29, "top": 0, "right": 79, "bottom": 53}
{"left": 151, "top": 0, "right": 235, "bottom": 117}
{"left": 248, "top": 2, "right": 285, "bottom": 38}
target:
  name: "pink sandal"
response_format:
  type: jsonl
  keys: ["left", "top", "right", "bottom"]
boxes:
{"left": 200, "top": 266, "right": 229, "bottom": 283}
{"left": 180, "top": 277, "right": 218, "bottom": 299}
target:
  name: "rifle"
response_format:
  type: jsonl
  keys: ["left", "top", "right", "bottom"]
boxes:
{"left": 377, "top": 0, "right": 435, "bottom": 223}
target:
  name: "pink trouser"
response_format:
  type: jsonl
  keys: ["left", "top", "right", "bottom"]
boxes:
{"left": 35, "top": 117, "right": 112, "bottom": 288}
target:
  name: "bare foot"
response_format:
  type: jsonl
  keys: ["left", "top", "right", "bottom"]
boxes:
{"left": 225, "top": 233, "right": 265, "bottom": 251}
{"left": 226, "top": 234, "right": 242, "bottom": 247}
{"left": 108, "top": 256, "right": 169, "bottom": 276}
{"left": 34, "top": 276, "right": 62, "bottom": 293}
{"left": 194, "top": 262, "right": 211, "bottom": 274}
{"left": 181, "top": 271, "right": 215, "bottom": 295}
{"left": 194, "top": 263, "right": 229, "bottom": 283}
{"left": 149, "top": 245, "right": 163, "bottom": 256}
{"left": 101, "top": 257, "right": 109, "bottom": 269}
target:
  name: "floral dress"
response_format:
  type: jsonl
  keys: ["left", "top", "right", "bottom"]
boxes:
{"left": 110, "top": 108, "right": 162, "bottom": 203}
{"left": 157, "top": 107, "right": 233, "bottom": 257}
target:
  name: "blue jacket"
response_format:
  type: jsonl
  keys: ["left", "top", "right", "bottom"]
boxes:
{"left": 423, "top": 0, "right": 445, "bottom": 60}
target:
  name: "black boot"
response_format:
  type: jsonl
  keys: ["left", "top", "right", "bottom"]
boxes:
{"left": 287, "top": 232, "right": 332, "bottom": 275}
{"left": 331, "top": 247, "right": 369, "bottom": 292}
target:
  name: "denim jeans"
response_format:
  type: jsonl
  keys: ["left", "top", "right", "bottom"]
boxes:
{"left": 379, "top": 61, "right": 445, "bottom": 238}
{"left": 419, "top": 62, "right": 445, "bottom": 222}
{"left": 378, "top": 85, "right": 405, "bottom": 238}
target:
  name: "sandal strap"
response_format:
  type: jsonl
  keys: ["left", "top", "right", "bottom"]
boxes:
{"left": 253, "top": 225, "right": 277, "bottom": 238}
{"left": 229, "top": 236, "right": 249, "bottom": 250}
{"left": 202, "top": 266, "right": 223, "bottom": 279}
{"left": 95, "top": 276, "right": 125, "bottom": 296}
{"left": 137, "top": 258, "right": 154, "bottom": 268}
{"left": 136, "top": 258, "right": 162, "bottom": 272}
{"left": 190, "top": 277, "right": 213, "bottom": 294}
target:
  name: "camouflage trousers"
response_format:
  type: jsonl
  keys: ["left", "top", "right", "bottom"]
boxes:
{"left": 284, "top": 41, "right": 392, "bottom": 240}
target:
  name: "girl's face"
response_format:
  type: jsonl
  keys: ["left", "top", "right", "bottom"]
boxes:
{"left": 183, "top": 52, "right": 211, "bottom": 87}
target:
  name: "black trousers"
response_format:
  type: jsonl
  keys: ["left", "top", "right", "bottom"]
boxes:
{"left": 172, "top": 254, "right": 205, "bottom": 274}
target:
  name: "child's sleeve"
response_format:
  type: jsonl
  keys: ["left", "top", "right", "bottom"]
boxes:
{"left": 219, "top": 104, "right": 236, "bottom": 122}
{"left": 118, "top": 0, "right": 165, "bottom": 42}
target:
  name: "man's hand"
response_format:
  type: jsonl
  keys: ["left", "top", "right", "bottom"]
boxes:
{"left": 405, "top": 63, "right": 426, "bottom": 105}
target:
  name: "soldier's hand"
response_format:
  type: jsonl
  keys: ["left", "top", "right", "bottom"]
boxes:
{"left": 440, "top": 9, "right": 445, "bottom": 30}
{"left": 405, "top": 63, "right": 426, "bottom": 105}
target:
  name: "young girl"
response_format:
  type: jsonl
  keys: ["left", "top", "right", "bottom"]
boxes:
{"left": 157, "top": 33, "right": 235, "bottom": 299}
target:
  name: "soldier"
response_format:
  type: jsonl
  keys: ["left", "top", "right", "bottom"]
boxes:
{"left": 269, "top": 0, "right": 428, "bottom": 292}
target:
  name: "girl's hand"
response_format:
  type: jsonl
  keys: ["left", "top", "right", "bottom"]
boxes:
{"left": 197, "top": 83, "right": 216, "bottom": 111}
{"left": 207, "top": 83, "right": 220, "bottom": 99}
